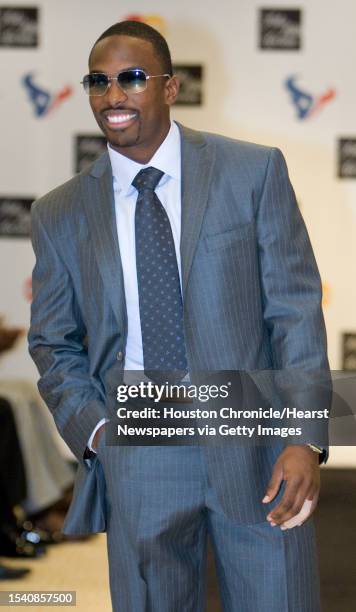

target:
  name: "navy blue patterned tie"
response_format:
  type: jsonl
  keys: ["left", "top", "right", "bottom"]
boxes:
{"left": 133, "top": 167, "right": 188, "bottom": 383}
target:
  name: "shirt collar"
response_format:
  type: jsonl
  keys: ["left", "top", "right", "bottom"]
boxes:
{"left": 107, "top": 120, "right": 181, "bottom": 196}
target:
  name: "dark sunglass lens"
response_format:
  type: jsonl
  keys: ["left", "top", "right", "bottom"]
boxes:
{"left": 118, "top": 69, "right": 147, "bottom": 92}
{"left": 84, "top": 73, "right": 109, "bottom": 95}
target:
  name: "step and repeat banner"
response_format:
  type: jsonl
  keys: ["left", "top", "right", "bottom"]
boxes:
{"left": 0, "top": 0, "right": 355, "bottom": 463}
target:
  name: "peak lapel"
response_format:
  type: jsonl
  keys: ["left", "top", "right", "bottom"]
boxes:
{"left": 178, "top": 124, "right": 216, "bottom": 294}
{"left": 81, "top": 153, "right": 127, "bottom": 331}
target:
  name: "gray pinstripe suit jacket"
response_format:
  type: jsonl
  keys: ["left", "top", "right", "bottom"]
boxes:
{"left": 28, "top": 123, "right": 329, "bottom": 534}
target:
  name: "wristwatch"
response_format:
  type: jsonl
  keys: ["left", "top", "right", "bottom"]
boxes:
{"left": 306, "top": 443, "right": 326, "bottom": 463}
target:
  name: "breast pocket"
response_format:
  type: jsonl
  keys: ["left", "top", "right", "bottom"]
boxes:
{"left": 204, "top": 222, "right": 254, "bottom": 253}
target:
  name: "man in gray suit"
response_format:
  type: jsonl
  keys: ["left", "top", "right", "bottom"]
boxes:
{"left": 29, "top": 20, "right": 329, "bottom": 612}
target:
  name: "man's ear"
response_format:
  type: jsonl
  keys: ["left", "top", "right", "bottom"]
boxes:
{"left": 165, "top": 75, "right": 180, "bottom": 106}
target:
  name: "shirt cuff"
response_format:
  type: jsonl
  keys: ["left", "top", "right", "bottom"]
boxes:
{"left": 87, "top": 418, "right": 108, "bottom": 452}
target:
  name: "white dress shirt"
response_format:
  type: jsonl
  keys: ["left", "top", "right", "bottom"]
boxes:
{"left": 88, "top": 121, "right": 182, "bottom": 450}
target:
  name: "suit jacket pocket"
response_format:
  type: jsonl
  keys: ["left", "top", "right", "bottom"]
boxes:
{"left": 204, "top": 222, "right": 254, "bottom": 253}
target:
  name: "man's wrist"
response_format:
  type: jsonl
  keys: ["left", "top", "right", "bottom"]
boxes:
{"left": 283, "top": 444, "right": 321, "bottom": 463}
{"left": 92, "top": 423, "right": 106, "bottom": 450}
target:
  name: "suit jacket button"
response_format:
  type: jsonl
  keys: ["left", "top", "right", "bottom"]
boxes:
{"left": 116, "top": 351, "right": 123, "bottom": 361}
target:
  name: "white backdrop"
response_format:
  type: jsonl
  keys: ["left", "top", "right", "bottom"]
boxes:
{"left": 1, "top": 0, "right": 355, "bottom": 465}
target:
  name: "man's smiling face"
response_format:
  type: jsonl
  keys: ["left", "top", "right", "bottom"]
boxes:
{"left": 88, "top": 34, "right": 179, "bottom": 164}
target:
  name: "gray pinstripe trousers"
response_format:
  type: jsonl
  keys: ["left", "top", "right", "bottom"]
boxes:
{"left": 96, "top": 443, "right": 320, "bottom": 612}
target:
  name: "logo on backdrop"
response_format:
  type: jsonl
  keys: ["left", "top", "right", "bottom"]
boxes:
{"left": 342, "top": 333, "right": 356, "bottom": 370}
{"left": 0, "top": 6, "right": 39, "bottom": 47}
{"left": 123, "top": 14, "right": 166, "bottom": 35}
{"left": 338, "top": 139, "right": 356, "bottom": 179}
{"left": 259, "top": 9, "right": 302, "bottom": 50}
{"left": 284, "top": 76, "right": 336, "bottom": 120}
{"left": 0, "top": 197, "right": 34, "bottom": 238}
{"left": 75, "top": 135, "right": 107, "bottom": 173}
{"left": 22, "top": 73, "right": 73, "bottom": 117}
{"left": 173, "top": 65, "right": 203, "bottom": 106}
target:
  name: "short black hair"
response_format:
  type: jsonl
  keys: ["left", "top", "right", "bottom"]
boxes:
{"left": 89, "top": 20, "right": 173, "bottom": 75}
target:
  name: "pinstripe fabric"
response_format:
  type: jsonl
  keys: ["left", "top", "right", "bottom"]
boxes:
{"left": 204, "top": 463, "right": 320, "bottom": 612}
{"left": 28, "top": 123, "right": 327, "bottom": 608}
{"left": 96, "top": 443, "right": 320, "bottom": 611}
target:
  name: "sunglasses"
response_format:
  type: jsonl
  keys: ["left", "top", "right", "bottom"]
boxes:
{"left": 81, "top": 68, "right": 171, "bottom": 96}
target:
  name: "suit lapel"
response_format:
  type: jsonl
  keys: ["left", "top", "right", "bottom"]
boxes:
{"left": 81, "top": 153, "right": 127, "bottom": 331}
{"left": 178, "top": 123, "right": 216, "bottom": 294}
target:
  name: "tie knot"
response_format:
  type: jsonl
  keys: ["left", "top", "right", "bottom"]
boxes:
{"left": 132, "top": 167, "right": 164, "bottom": 193}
